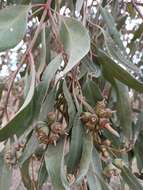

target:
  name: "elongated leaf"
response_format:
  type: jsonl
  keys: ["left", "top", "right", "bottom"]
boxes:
{"left": 96, "top": 49, "right": 143, "bottom": 92}
{"left": 75, "top": 0, "right": 84, "bottom": 12}
{"left": 117, "top": 165, "right": 143, "bottom": 190}
{"left": 0, "top": 153, "right": 12, "bottom": 190}
{"left": 90, "top": 148, "right": 111, "bottom": 190}
{"left": 39, "top": 88, "right": 56, "bottom": 121}
{"left": 115, "top": 81, "right": 132, "bottom": 139}
{"left": 92, "top": 147, "right": 102, "bottom": 174}
{"left": 96, "top": 174, "right": 112, "bottom": 190}
{"left": 99, "top": 6, "right": 137, "bottom": 72}
{"left": 83, "top": 79, "right": 103, "bottom": 107}
{"left": 76, "top": 132, "right": 93, "bottom": 183}
{"left": 0, "top": 59, "right": 36, "bottom": 141}
{"left": 45, "top": 139, "right": 66, "bottom": 190}
{"left": 80, "top": 56, "right": 101, "bottom": 79}
{"left": 0, "top": 5, "right": 29, "bottom": 52}
{"left": 104, "top": 33, "right": 138, "bottom": 72}
{"left": 20, "top": 159, "right": 32, "bottom": 190}
{"left": 100, "top": 6, "right": 124, "bottom": 51}
{"left": 37, "top": 160, "right": 48, "bottom": 190}
{"left": 42, "top": 54, "right": 62, "bottom": 94}
{"left": 59, "top": 16, "right": 90, "bottom": 77}
{"left": 37, "top": 24, "right": 47, "bottom": 80}
{"left": 87, "top": 165, "right": 102, "bottom": 190}
{"left": 19, "top": 132, "right": 39, "bottom": 165}
{"left": 63, "top": 80, "right": 76, "bottom": 129}
{"left": 67, "top": 112, "right": 84, "bottom": 174}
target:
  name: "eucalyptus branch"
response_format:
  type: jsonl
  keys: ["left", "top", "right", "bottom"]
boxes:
{"left": 3, "top": 3, "right": 49, "bottom": 121}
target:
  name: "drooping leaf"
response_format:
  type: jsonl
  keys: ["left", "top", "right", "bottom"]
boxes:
{"left": 87, "top": 165, "right": 102, "bottom": 190}
{"left": 115, "top": 163, "right": 143, "bottom": 190}
{"left": 76, "top": 132, "right": 93, "bottom": 183}
{"left": 115, "top": 80, "right": 132, "bottom": 139}
{"left": 37, "top": 160, "right": 48, "bottom": 190}
{"left": 45, "top": 139, "right": 66, "bottom": 190}
{"left": 104, "top": 33, "right": 138, "bottom": 72}
{"left": 67, "top": 111, "right": 84, "bottom": 174}
{"left": 96, "top": 49, "right": 143, "bottom": 92}
{"left": 0, "top": 5, "right": 29, "bottom": 52}
{"left": 75, "top": 0, "right": 84, "bottom": 12}
{"left": 20, "top": 159, "right": 32, "bottom": 190}
{"left": 0, "top": 153, "right": 12, "bottom": 190}
{"left": 83, "top": 79, "right": 103, "bottom": 107}
{"left": 100, "top": 5, "right": 124, "bottom": 51}
{"left": 90, "top": 148, "right": 111, "bottom": 190}
{"left": 96, "top": 174, "right": 112, "bottom": 190}
{"left": 39, "top": 88, "right": 56, "bottom": 121}
{"left": 63, "top": 80, "right": 76, "bottom": 129}
{"left": 58, "top": 16, "right": 90, "bottom": 77}
{"left": 42, "top": 54, "right": 62, "bottom": 95}
{"left": 134, "top": 130, "right": 143, "bottom": 172}
{"left": 80, "top": 55, "right": 101, "bottom": 79}
{"left": 37, "top": 24, "right": 47, "bottom": 80}
{"left": 0, "top": 58, "right": 36, "bottom": 141}
{"left": 19, "top": 132, "right": 39, "bottom": 165}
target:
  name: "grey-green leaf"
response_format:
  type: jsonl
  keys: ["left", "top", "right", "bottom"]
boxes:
{"left": 19, "top": 132, "right": 39, "bottom": 165}
{"left": 76, "top": 132, "right": 93, "bottom": 183}
{"left": 59, "top": 16, "right": 90, "bottom": 77}
{"left": 63, "top": 80, "right": 76, "bottom": 129}
{"left": 67, "top": 112, "right": 84, "bottom": 174}
{"left": 115, "top": 80, "right": 132, "bottom": 139}
{"left": 0, "top": 5, "right": 29, "bottom": 52}
{"left": 119, "top": 165, "right": 143, "bottom": 190}
{"left": 0, "top": 153, "right": 12, "bottom": 190}
{"left": 44, "top": 139, "right": 66, "bottom": 190}
{"left": 96, "top": 49, "right": 143, "bottom": 92}
{"left": 0, "top": 57, "right": 36, "bottom": 141}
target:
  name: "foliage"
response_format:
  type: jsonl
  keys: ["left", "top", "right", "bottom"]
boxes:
{"left": 0, "top": 0, "right": 143, "bottom": 190}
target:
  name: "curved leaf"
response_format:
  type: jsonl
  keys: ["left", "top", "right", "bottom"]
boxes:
{"left": 83, "top": 79, "right": 103, "bottom": 107}
{"left": 0, "top": 5, "right": 29, "bottom": 52}
{"left": 96, "top": 49, "right": 143, "bottom": 92}
{"left": 115, "top": 81, "right": 132, "bottom": 139}
{"left": 63, "top": 80, "right": 76, "bottom": 129}
{"left": 76, "top": 132, "right": 93, "bottom": 183}
{"left": 0, "top": 153, "right": 12, "bottom": 190}
{"left": 45, "top": 139, "right": 68, "bottom": 190}
{"left": 67, "top": 112, "right": 84, "bottom": 174}
{"left": 0, "top": 59, "right": 36, "bottom": 141}
{"left": 58, "top": 16, "right": 90, "bottom": 77}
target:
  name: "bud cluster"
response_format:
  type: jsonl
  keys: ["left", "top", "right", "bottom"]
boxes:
{"left": 36, "top": 112, "right": 66, "bottom": 146}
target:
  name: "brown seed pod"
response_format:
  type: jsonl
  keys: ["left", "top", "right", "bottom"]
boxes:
{"left": 36, "top": 126, "right": 50, "bottom": 145}
{"left": 89, "top": 114, "right": 98, "bottom": 125}
{"left": 102, "top": 139, "right": 112, "bottom": 146}
{"left": 102, "top": 149, "right": 109, "bottom": 158}
{"left": 80, "top": 112, "right": 92, "bottom": 123}
{"left": 50, "top": 122, "right": 64, "bottom": 135}
{"left": 98, "top": 108, "right": 114, "bottom": 118}
{"left": 95, "top": 99, "right": 106, "bottom": 112}
{"left": 48, "top": 132, "right": 60, "bottom": 146}
{"left": 85, "top": 121, "right": 95, "bottom": 131}
{"left": 103, "top": 163, "right": 117, "bottom": 177}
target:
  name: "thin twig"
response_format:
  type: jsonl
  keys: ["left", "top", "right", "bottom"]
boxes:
{"left": 77, "top": 94, "right": 95, "bottom": 113}
{"left": 3, "top": 4, "right": 49, "bottom": 120}
{"left": 131, "top": 0, "right": 143, "bottom": 20}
